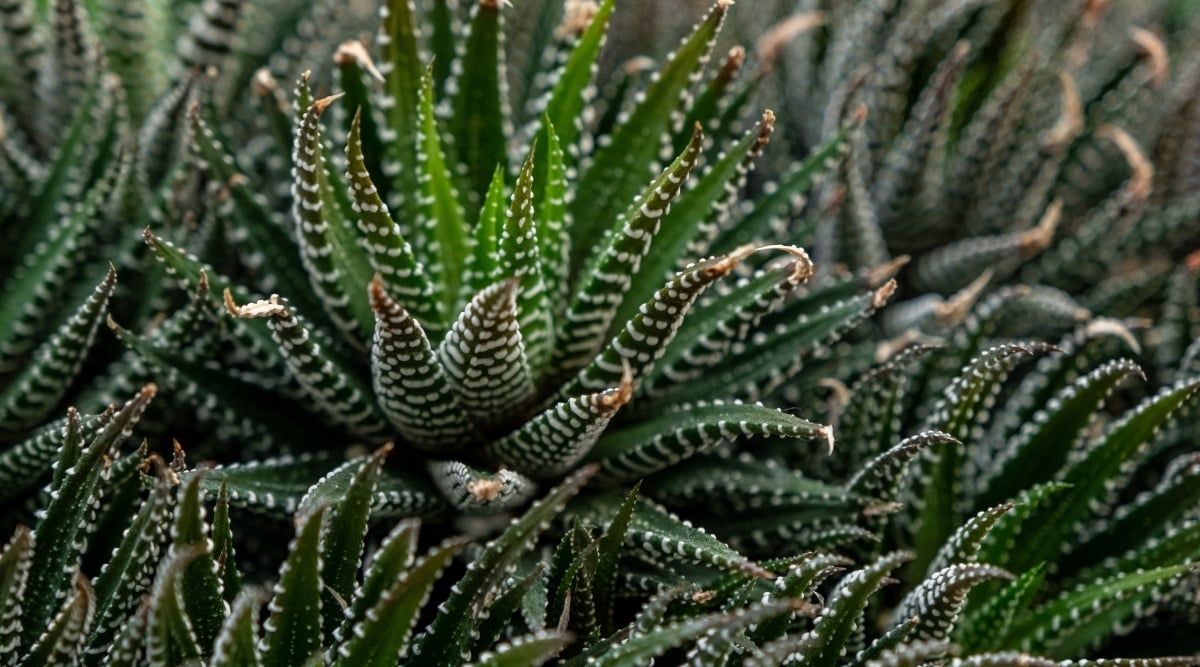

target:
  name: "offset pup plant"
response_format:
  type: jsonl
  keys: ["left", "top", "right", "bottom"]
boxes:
{"left": 0, "top": 0, "right": 1198, "bottom": 665}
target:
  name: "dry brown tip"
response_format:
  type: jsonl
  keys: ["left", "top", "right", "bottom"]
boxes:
{"left": 368, "top": 272, "right": 388, "bottom": 306}
{"left": 872, "top": 279, "right": 898, "bottom": 309}
{"left": 708, "top": 244, "right": 754, "bottom": 277}
{"left": 1097, "top": 124, "right": 1153, "bottom": 200}
{"left": 597, "top": 360, "right": 635, "bottom": 412}
{"left": 724, "top": 46, "right": 746, "bottom": 73}
{"left": 141, "top": 383, "right": 159, "bottom": 398}
{"left": 754, "top": 109, "right": 777, "bottom": 149}
{"left": 818, "top": 424, "right": 836, "bottom": 455}
{"left": 853, "top": 103, "right": 868, "bottom": 125}
{"left": 224, "top": 289, "right": 287, "bottom": 318}
{"left": 755, "top": 12, "right": 825, "bottom": 67}
{"left": 106, "top": 313, "right": 120, "bottom": 331}
{"left": 1084, "top": 317, "right": 1143, "bottom": 354}
{"left": 1019, "top": 199, "right": 1063, "bottom": 256}
{"left": 819, "top": 377, "right": 849, "bottom": 427}
{"left": 755, "top": 245, "right": 814, "bottom": 284}
{"left": 467, "top": 478, "right": 503, "bottom": 502}
{"left": 373, "top": 441, "right": 395, "bottom": 460}
{"left": 864, "top": 254, "right": 907, "bottom": 287}
{"left": 1186, "top": 249, "right": 1200, "bottom": 273}
{"left": 862, "top": 501, "right": 905, "bottom": 518}
{"left": 1044, "top": 71, "right": 1083, "bottom": 148}
{"left": 621, "top": 56, "right": 655, "bottom": 76}
{"left": 691, "top": 589, "right": 717, "bottom": 604}
{"left": 555, "top": 0, "right": 599, "bottom": 40}
{"left": 0, "top": 113, "right": 6, "bottom": 142}
{"left": 1130, "top": 27, "right": 1169, "bottom": 87}
{"left": 936, "top": 269, "right": 993, "bottom": 325}
{"left": 312, "top": 93, "right": 345, "bottom": 116}
{"left": 874, "top": 329, "right": 941, "bottom": 363}
{"left": 1082, "top": 0, "right": 1111, "bottom": 28}
{"left": 252, "top": 68, "right": 278, "bottom": 97}
{"left": 717, "top": 0, "right": 734, "bottom": 10}
{"left": 335, "top": 40, "right": 386, "bottom": 83}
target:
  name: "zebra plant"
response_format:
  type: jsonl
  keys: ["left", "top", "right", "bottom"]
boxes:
{"left": 1, "top": 0, "right": 1199, "bottom": 664}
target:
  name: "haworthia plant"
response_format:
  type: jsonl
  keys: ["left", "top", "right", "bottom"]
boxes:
{"left": 1, "top": 0, "right": 1199, "bottom": 664}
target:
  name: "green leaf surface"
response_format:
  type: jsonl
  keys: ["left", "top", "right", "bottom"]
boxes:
{"left": 1005, "top": 563, "right": 1195, "bottom": 657}
{"left": 302, "top": 445, "right": 390, "bottom": 640}
{"left": 570, "top": 0, "right": 728, "bottom": 264}
{"left": 291, "top": 85, "right": 375, "bottom": 342}
{"left": 172, "top": 471, "right": 226, "bottom": 654}
{"left": 333, "top": 537, "right": 463, "bottom": 667}
{"left": 590, "top": 399, "right": 831, "bottom": 483}
{"left": 261, "top": 506, "right": 326, "bottom": 667}
{"left": 196, "top": 453, "right": 444, "bottom": 518}
{"left": 468, "top": 631, "right": 570, "bottom": 667}
{"left": 450, "top": 0, "right": 508, "bottom": 203}
{"left": 411, "top": 465, "right": 597, "bottom": 664}
{"left": 0, "top": 264, "right": 116, "bottom": 430}
{"left": 414, "top": 65, "right": 469, "bottom": 311}
{"left": 19, "top": 385, "right": 156, "bottom": 651}
{"left": 1006, "top": 378, "right": 1200, "bottom": 572}
{"left": 210, "top": 587, "right": 268, "bottom": 667}
{"left": 792, "top": 551, "right": 912, "bottom": 667}
{"left": 369, "top": 277, "right": 474, "bottom": 450}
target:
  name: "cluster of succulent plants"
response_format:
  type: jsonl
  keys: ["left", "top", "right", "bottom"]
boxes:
{"left": 1, "top": 0, "right": 1199, "bottom": 664}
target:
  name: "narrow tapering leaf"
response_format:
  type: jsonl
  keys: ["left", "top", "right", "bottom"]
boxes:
{"left": 225, "top": 292, "right": 391, "bottom": 442}
{"left": 436, "top": 278, "right": 533, "bottom": 432}
{"left": 556, "top": 124, "right": 706, "bottom": 374}
{"left": 0, "top": 264, "right": 117, "bottom": 430}
{"left": 411, "top": 465, "right": 597, "bottom": 664}
{"left": 332, "top": 537, "right": 463, "bottom": 667}
{"left": 20, "top": 385, "right": 156, "bottom": 650}
{"left": 260, "top": 505, "right": 326, "bottom": 667}
{"left": 291, "top": 85, "right": 375, "bottom": 342}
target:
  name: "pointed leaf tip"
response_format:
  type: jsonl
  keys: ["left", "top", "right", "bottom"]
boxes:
{"left": 312, "top": 93, "right": 345, "bottom": 115}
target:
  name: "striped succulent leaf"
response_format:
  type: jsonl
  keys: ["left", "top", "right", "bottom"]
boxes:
{"left": 2, "top": 0, "right": 1200, "bottom": 664}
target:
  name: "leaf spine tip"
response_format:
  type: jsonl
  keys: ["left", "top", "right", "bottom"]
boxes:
{"left": 818, "top": 424, "right": 835, "bottom": 454}
{"left": 935, "top": 269, "right": 993, "bottom": 325}
{"left": 597, "top": 361, "right": 635, "bottom": 411}
{"left": 224, "top": 289, "right": 287, "bottom": 318}
{"left": 1186, "top": 249, "right": 1200, "bottom": 273}
{"left": 1083, "top": 318, "right": 1142, "bottom": 355}
{"left": 557, "top": 0, "right": 598, "bottom": 39}
{"left": 252, "top": 67, "right": 279, "bottom": 96}
{"left": 334, "top": 40, "right": 385, "bottom": 83}
{"left": 873, "top": 279, "right": 897, "bottom": 309}
{"left": 862, "top": 502, "right": 904, "bottom": 518}
{"left": 1129, "top": 27, "right": 1169, "bottom": 86}
{"left": 1018, "top": 199, "right": 1062, "bottom": 255}
{"left": 1096, "top": 124, "right": 1153, "bottom": 200}
{"left": 756, "top": 12, "right": 825, "bottom": 68}
{"left": 756, "top": 244, "right": 813, "bottom": 283}
{"left": 312, "top": 93, "right": 345, "bottom": 115}
{"left": 1044, "top": 71, "right": 1083, "bottom": 147}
